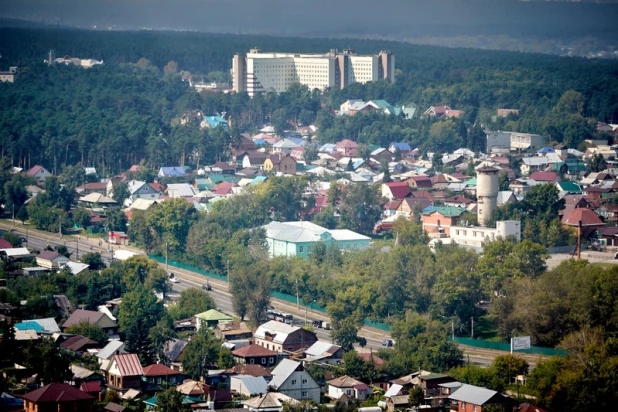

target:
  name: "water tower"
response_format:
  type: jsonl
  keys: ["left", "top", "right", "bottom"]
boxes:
{"left": 476, "top": 167, "right": 500, "bottom": 226}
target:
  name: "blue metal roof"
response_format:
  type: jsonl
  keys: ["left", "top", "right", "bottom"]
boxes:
{"left": 203, "top": 115, "right": 228, "bottom": 130}
{"left": 390, "top": 142, "right": 411, "bottom": 151}
{"left": 14, "top": 321, "right": 43, "bottom": 332}
{"left": 159, "top": 166, "right": 186, "bottom": 177}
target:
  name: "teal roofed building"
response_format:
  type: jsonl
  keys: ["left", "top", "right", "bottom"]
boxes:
{"left": 556, "top": 181, "right": 582, "bottom": 195}
{"left": 202, "top": 115, "right": 228, "bottom": 130}
{"left": 551, "top": 161, "right": 587, "bottom": 175}
{"left": 263, "top": 221, "right": 371, "bottom": 259}
{"left": 195, "top": 309, "right": 234, "bottom": 330}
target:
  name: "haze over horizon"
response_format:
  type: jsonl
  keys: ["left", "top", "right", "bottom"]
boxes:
{"left": 1, "top": 0, "right": 617, "bottom": 55}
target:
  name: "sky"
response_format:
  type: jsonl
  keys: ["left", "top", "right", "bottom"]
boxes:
{"left": 1, "top": 1, "right": 617, "bottom": 41}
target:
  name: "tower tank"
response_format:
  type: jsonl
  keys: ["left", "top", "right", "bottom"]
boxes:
{"left": 476, "top": 167, "right": 500, "bottom": 226}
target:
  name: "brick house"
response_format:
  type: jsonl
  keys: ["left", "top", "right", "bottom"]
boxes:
{"left": 232, "top": 344, "right": 278, "bottom": 367}
{"left": 104, "top": 354, "right": 144, "bottom": 391}
{"left": 22, "top": 383, "right": 95, "bottom": 412}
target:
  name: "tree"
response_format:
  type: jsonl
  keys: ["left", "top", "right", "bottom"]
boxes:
{"left": 380, "top": 159, "right": 392, "bottom": 182}
{"left": 72, "top": 207, "right": 91, "bottom": 229}
{"left": 163, "top": 60, "right": 179, "bottom": 76}
{"left": 147, "top": 198, "right": 197, "bottom": 255}
{"left": 408, "top": 386, "right": 425, "bottom": 407}
{"left": 81, "top": 252, "right": 106, "bottom": 270}
{"left": 303, "top": 145, "right": 319, "bottom": 163}
{"left": 149, "top": 318, "right": 177, "bottom": 364}
{"left": 107, "top": 207, "right": 127, "bottom": 232}
{"left": 492, "top": 355, "right": 529, "bottom": 387}
{"left": 136, "top": 57, "right": 151, "bottom": 69}
{"left": 156, "top": 386, "right": 188, "bottom": 412}
{"left": 16, "top": 205, "right": 28, "bottom": 224}
{"left": 65, "top": 321, "right": 108, "bottom": 344}
{"left": 118, "top": 286, "right": 164, "bottom": 332}
{"left": 125, "top": 320, "right": 156, "bottom": 365}
{"left": 338, "top": 183, "right": 385, "bottom": 236}
{"left": 167, "top": 288, "right": 216, "bottom": 321}
{"left": 23, "top": 339, "right": 71, "bottom": 385}
{"left": 589, "top": 153, "right": 607, "bottom": 172}
{"left": 112, "top": 181, "right": 130, "bottom": 206}
{"left": 182, "top": 327, "right": 222, "bottom": 380}
{"left": 54, "top": 245, "right": 72, "bottom": 259}
{"left": 230, "top": 259, "right": 271, "bottom": 325}
{"left": 218, "top": 347, "right": 235, "bottom": 369}
{"left": 2, "top": 231, "right": 22, "bottom": 247}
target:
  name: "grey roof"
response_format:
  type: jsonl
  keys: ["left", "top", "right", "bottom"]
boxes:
{"left": 521, "top": 157, "right": 549, "bottom": 166}
{"left": 24, "top": 317, "right": 60, "bottom": 333}
{"left": 164, "top": 338, "right": 189, "bottom": 362}
{"left": 243, "top": 392, "right": 297, "bottom": 409}
{"left": 305, "top": 341, "right": 340, "bottom": 358}
{"left": 254, "top": 321, "right": 300, "bottom": 344}
{"left": 96, "top": 340, "right": 126, "bottom": 360}
{"left": 384, "top": 384, "right": 403, "bottom": 398}
{"left": 448, "top": 384, "right": 499, "bottom": 405}
{"left": 273, "top": 139, "right": 299, "bottom": 149}
{"left": 269, "top": 359, "right": 301, "bottom": 390}
{"left": 166, "top": 183, "right": 196, "bottom": 198}
{"left": 233, "top": 375, "right": 268, "bottom": 396}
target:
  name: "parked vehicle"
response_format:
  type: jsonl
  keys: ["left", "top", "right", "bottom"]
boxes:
{"left": 323, "top": 322, "right": 331, "bottom": 330}
{"left": 170, "top": 277, "right": 180, "bottom": 283}
{"left": 381, "top": 339, "right": 394, "bottom": 347}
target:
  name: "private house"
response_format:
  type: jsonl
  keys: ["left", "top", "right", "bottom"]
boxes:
{"left": 262, "top": 221, "right": 371, "bottom": 259}
{"left": 304, "top": 341, "right": 344, "bottom": 365}
{"left": 243, "top": 392, "right": 298, "bottom": 412}
{"left": 405, "top": 176, "right": 432, "bottom": 189}
{"left": 386, "top": 395, "right": 410, "bottom": 412}
{"left": 232, "top": 344, "right": 278, "bottom": 367}
{"left": 418, "top": 373, "right": 458, "bottom": 397}
{"left": 520, "top": 157, "right": 549, "bottom": 176}
{"left": 166, "top": 183, "right": 197, "bottom": 198}
{"left": 214, "top": 322, "right": 253, "bottom": 341}
{"left": 422, "top": 206, "right": 467, "bottom": 237}
{"left": 389, "top": 142, "right": 412, "bottom": 155}
{"left": 26, "top": 165, "right": 52, "bottom": 182}
{"left": 529, "top": 171, "right": 560, "bottom": 183}
{"left": 80, "top": 381, "right": 102, "bottom": 399}
{"left": 448, "top": 384, "right": 511, "bottom": 412}
{"left": 336, "top": 139, "right": 359, "bottom": 156}
{"left": 0, "top": 67, "right": 19, "bottom": 83}
{"left": 269, "top": 359, "right": 321, "bottom": 403}
{"left": 104, "top": 354, "right": 144, "bottom": 391}
{"left": 35, "top": 251, "right": 69, "bottom": 270}
{"left": 396, "top": 198, "right": 433, "bottom": 216}
{"left": 443, "top": 195, "right": 474, "bottom": 209}
{"left": 254, "top": 321, "right": 318, "bottom": 353}
{"left": 195, "top": 309, "right": 234, "bottom": 330}
{"left": 163, "top": 338, "right": 189, "bottom": 371}
{"left": 97, "top": 340, "right": 126, "bottom": 365}
{"left": 127, "top": 180, "right": 161, "bottom": 205}
{"left": 141, "top": 364, "right": 184, "bottom": 391}
{"left": 202, "top": 115, "right": 229, "bottom": 130}
{"left": 243, "top": 153, "right": 269, "bottom": 169}
{"left": 382, "top": 182, "right": 412, "bottom": 200}
{"left": 76, "top": 182, "right": 109, "bottom": 195}
{"left": 79, "top": 193, "right": 117, "bottom": 207}
{"left": 272, "top": 139, "right": 299, "bottom": 155}
{"left": 424, "top": 105, "right": 461, "bottom": 118}
{"left": 227, "top": 364, "right": 273, "bottom": 382}
{"left": 60, "top": 335, "right": 99, "bottom": 353}
{"left": 62, "top": 309, "right": 119, "bottom": 335}
{"left": 327, "top": 375, "right": 372, "bottom": 401}
{"left": 108, "top": 231, "right": 129, "bottom": 245}
{"left": 497, "top": 109, "right": 520, "bottom": 117}
{"left": 231, "top": 375, "right": 269, "bottom": 397}
{"left": 158, "top": 166, "right": 187, "bottom": 178}
{"left": 71, "top": 365, "right": 105, "bottom": 390}
{"left": 264, "top": 154, "right": 297, "bottom": 175}
{"left": 22, "top": 383, "right": 95, "bottom": 412}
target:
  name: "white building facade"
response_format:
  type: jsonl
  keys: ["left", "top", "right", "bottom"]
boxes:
{"left": 233, "top": 49, "right": 394, "bottom": 97}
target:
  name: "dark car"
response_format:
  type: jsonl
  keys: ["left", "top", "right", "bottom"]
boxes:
{"left": 312, "top": 319, "right": 322, "bottom": 328}
{"left": 381, "top": 339, "right": 394, "bottom": 347}
{"left": 202, "top": 283, "right": 212, "bottom": 291}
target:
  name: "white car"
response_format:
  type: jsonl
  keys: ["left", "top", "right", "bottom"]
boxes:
{"left": 170, "top": 277, "right": 180, "bottom": 283}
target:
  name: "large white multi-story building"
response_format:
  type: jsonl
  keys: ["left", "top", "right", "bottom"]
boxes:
{"left": 232, "top": 49, "right": 394, "bottom": 96}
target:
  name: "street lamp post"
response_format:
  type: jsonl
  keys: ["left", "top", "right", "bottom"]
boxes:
{"left": 227, "top": 259, "right": 230, "bottom": 288}
{"left": 305, "top": 299, "right": 317, "bottom": 326}
{"left": 165, "top": 242, "right": 168, "bottom": 270}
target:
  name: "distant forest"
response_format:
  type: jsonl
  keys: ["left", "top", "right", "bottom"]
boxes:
{"left": 1, "top": 27, "right": 618, "bottom": 174}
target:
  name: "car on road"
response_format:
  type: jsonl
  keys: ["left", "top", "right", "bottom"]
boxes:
{"left": 312, "top": 319, "right": 322, "bottom": 328}
{"left": 202, "top": 283, "right": 212, "bottom": 291}
{"left": 170, "top": 276, "right": 180, "bottom": 283}
{"left": 381, "top": 339, "right": 394, "bottom": 347}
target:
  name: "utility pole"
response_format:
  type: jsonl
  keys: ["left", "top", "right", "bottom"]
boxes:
{"left": 227, "top": 259, "right": 230, "bottom": 288}
{"left": 471, "top": 317, "right": 474, "bottom": 339}
{"left": 165, "top": 242, "right": 168, "bottom": 270}
{"left": 76, "top": 237, "right": 79, "bottom": 261}
{"left": 452, "top": 319, "right": 455, "bottom": 341}
{"left": 295, "top": 278, "right": 300, "bottom": 309}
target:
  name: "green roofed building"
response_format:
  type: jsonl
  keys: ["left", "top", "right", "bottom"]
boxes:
{"left": 551, "top": 161, "right": 587, "bottom": 175}
{"left": 556, "top": 181, "right": 582, "bottom": 195}
{"left": 196, "top": 309, "right": 234, "bottom": 330}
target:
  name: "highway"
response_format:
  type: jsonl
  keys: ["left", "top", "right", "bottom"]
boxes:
{"left": 1, "top": 221, "right": 501, "bottom": 366}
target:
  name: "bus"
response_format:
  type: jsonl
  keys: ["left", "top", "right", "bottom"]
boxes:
{"left": 281, "top": 313, "right": 294, "bottom": 324}
{"left": 267, "top": 309, "right": 281, "bottom": 321}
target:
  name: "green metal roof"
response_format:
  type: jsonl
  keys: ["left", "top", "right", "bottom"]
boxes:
{"left": 464, "top": 178, "right": 477, "bottom": 186}
{"left": 556, "top": 181, "right": 582, "bottom": 193}
{"left": 195, "top": 309, "right": 233, "bottom": 322}
{"left": 421, "top": 373, "right": 450, "bottom": 381}
{"left": 424, "top": 206, "right": 468, "bottom": 217}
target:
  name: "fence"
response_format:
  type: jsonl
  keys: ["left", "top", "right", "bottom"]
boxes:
{"left": 453, "top": 336, "right": 567, "bottom": 357}
{"left": 148, "top": 255, "right": 228, "bottom": 282}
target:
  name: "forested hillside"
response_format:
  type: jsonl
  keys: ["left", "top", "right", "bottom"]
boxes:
{"left": 1, "top": 27, "right": 618, "bottom": 174}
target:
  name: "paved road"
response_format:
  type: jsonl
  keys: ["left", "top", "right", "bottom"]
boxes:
{"left": 1, "top": 221, "right": 501, "bottom": 366}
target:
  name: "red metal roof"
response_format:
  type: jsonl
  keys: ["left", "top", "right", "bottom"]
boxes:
{"left": 62, "top": 309, "right": 104, "bottom": 328}
{"left": 113, "top": 353, "right": 144, "bottom": 377}
{"left": 27, "top": 165, "right": 44, "bottom": 176}
{"left": 357, "top": 352, "right": 384, "bottom": 365}
{"left": 23, "top": 383, "right": 95, "bottom": 403}
{"left": 226, "top": 364, "right": 273, "bottom": 377}
{"left": 529, "top": 171, "right": 558, "bottom": 182}
{"left": 80, "top": 381, "right": 101, "bottom": 393}
{"left": 562, "top": 208, "right": 604, "bottom": 226}
{"left": 142, "top": 363, "right": 179, "bottom": 377}
{"left": 384, "top": 182, "right": 411, "bottom": 199}
{"left": 60, "top": 335, "right": 97, "bottom": 351}
{"left": 232, "top": 344, "right": 277, "bottom": 357}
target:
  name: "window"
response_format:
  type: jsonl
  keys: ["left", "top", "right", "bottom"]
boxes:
{"left": 292, "top": 380, "right": 297, "bottom": 385}
{"left": 302, "top": 391, "right": 308, "bottom": 398}
{"left": 250, "top": 359, "right": 255, "bottom": 364}
{"left": 269, "top": 357, "right": 274, "bottom": 363}
{"left": 170, "top": 377, "right": 176, "bottom": 384}
{"left": 157, "top": 377, "right": 162, "bottom": 384}
{"left": 299, "top": 246, "right": 304, "bottom": 253}
{"left": 302, "top": 378, "right": 308, "bottom": 384}
{"left": 261, "top": 357, "right": 266, "bottom": 364}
